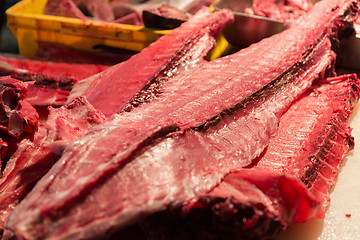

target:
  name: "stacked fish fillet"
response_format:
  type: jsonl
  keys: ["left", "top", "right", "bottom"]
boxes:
{"left": 0, "top": 0, "right": 360, "bottom": 239}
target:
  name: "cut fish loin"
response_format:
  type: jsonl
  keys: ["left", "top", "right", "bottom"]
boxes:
{"left": 142, "top": 74, "right": 360, "bottom": 240}
{"left": 4, "top": 0, "right": 359, "bottom": 239}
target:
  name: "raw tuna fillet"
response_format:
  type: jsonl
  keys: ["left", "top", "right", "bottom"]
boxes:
{"left": 0, "top": 54, "right": 110, "bottom": 107}
{"left": 22, "top": 76, "right": 75, "bottom": 107}
{"left": 68, "top": 7, "right": 234, "bottom": 117}
{"left": 25, "top": 84, "right": 70, "bottom": 107}
{"left": 257, "top": 74, "right": 360, "bottom": 213}
{"left": 5, "top": 0, "right": 358, "bottom": 239}
{"left": 46, "top": 7, "right": 233, "bottom": 141}
{"left": 0, "top": 8, "right": 233, "bottom": 239}
{"left": 0, "top": 77, "right": 38, "bottom": 161}
{"left": 143, "top": 74, "right": 360, "bottom": 240}
{"left": 0, "top": 125, "right": 64, "bottom": 235}
{"left": 60, "top": 37, "right": 331, "bottom": 239}
{"left": 46, "top": 97, "right": 106, "bottom": 142}
{"left": 0, "top": 54, "right": 109, "bottom": 82}
{"left": 0, "top": 44, "right": 116, "bottom": 230}
{"left": 0, "top": 97, "right": 106, "bottom": 236}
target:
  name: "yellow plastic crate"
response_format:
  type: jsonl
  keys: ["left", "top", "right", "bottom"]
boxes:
{"left": 6, "top": 0, "right": 170, "bottom": 57}
{"left": 6, "top": 0, "right": 228, "bottom": 59}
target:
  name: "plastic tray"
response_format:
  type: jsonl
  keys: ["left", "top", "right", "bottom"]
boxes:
{"left": 6, "top": 0, "right": 170, "bottom": 57}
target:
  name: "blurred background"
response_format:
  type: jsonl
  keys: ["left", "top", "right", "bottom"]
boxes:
{"left": 0, "top": 0, "right": 20, "bottom": 53}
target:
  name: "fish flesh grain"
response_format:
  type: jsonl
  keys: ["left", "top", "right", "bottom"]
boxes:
{"left": 67, "top": 7, "right": 233, "bottom": 117}
{"left": 49, "top": 7, "right": 233, "bottom": 141}
{"left": 4, "top": 0, "right": 358, "bottom": 239}
{"left": 4, "top": 0, "right": 359, "bottom": 239}
{"left": 0, "top": 7, "right": 233, "bottom": 238}
{"left": 257, "top": 74, "right": 360, "bottom": 214}
{"left": 142, "top": 74, "right": 360, "bottom": 240}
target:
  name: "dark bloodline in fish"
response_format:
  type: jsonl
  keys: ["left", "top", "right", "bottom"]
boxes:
{"left": 0, "top": 8, "right": 233, "bottom": 237}
{"left": 256, "top": 74, "right": 360, "bottom": 214}
{"left": 142, "top": 169, "right": 318, "bottom": 240}
{"left": 0, "top": 9, "right": 234, "bottom": 238}
{"left": 194, "top": 42, "right": 334, "bottom": 132}
{"left": 68, "top": 8, "right": 233, "bottom": 117}
{"left": 122, "top": 20, "right": 228, "bottom": 112}
{"left": 300, "top": 79, "right": 359, "bottom": 190}
{"left": 122, "top": 39, "right": 202, "bottom": 112}
{"left": 141, "top": 75, "right": 360, "bottom": 240}
{"left": 18, "top": 36, "right": 334, "bottom": 239}
{"left": 308, "top": 106, "right": 353, "bottom": 207}
{"left": 11, "top": 71, "right": 76, "bottom": 91}
{"left": 301, "top": 128, "right": 353, "bottom": 188}
{"left": 0, "top": 54, "right": 110, "bottom": 91}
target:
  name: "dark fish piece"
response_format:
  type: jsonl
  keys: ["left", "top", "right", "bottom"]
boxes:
{"left": 144, "top": 169, "right": 320, "bottom": 240}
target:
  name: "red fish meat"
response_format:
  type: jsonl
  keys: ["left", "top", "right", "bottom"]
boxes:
{"left": 4, "top": 0, "right": 359, "bottom": 239}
